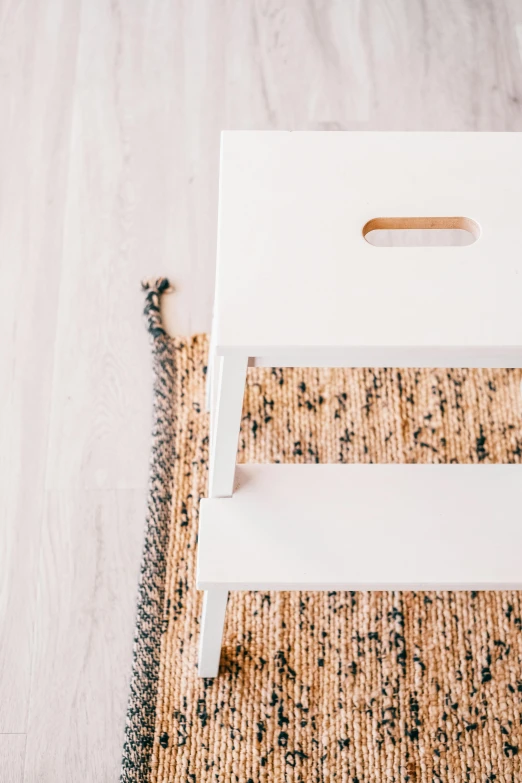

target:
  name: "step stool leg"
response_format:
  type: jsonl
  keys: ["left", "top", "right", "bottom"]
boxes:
{"left": 199, "top": 356, "right": 246, "bottom": 677}
{"left": 208, "top": 355, "right": 248, "bottom": 498}
{"left": 198, "top": 589, "right": 228, "bottom": 677}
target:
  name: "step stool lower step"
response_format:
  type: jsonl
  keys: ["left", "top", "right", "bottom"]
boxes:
{"left": 197, "top": 464, "right": 522, "bottom": 591}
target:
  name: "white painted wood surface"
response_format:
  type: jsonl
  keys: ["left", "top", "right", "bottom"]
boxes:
{"left": 215, "top": 132, "right": 522, "bottom": 366}
{"left": 246, "top": 348, "right": 522, "bottom": 368}
{"left": 198, "top": 464, "right": 522, "bottom": 590}
{"left": 208, "top": 356, "right": 248, "bottom": 497}
{"left": 198, "top": 590, "right": 229, "bottom": 678}
{"left": 2, "top": 0, "right": 522, "bottom": 777}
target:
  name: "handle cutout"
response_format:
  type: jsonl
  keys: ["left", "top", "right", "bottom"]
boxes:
{"left": 362, "top": 217, "right": 480, "bottom": 247}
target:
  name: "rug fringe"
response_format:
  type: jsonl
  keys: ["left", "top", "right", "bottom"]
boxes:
{"left": 141, "top": 278, "right": 172, "bottom": 338}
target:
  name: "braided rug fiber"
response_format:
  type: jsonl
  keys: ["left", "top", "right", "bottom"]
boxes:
{"left": 121, "top": 279, "right": 522, "bottom": 783}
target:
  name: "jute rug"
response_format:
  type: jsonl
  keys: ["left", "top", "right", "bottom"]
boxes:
{"left": 121, "top": 278, "right": 522, "bottom": 783}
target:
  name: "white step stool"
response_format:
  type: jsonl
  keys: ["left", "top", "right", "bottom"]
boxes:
{"left": 197, "top": 131, "right": 522, "bottom": 678}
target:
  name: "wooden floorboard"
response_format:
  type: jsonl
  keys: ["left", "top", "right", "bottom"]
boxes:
{"left": 0, "top": 736, "right": 26, "bottom": 783}
{"left": 0, "top": 0, "right": 80, "bottom": 733}
{"left": 1, "top": 0, "right": 522, "bottom": 779}
{"left": 22, "top": 491, "right": 145, "bottom": 782}
{"left": 43, "top": 0, "right": 163, "bottom": 491}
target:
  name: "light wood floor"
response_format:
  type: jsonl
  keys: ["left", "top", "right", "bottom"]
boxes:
{"left": 1, "top": 1, "right": 522, "bottom": 780}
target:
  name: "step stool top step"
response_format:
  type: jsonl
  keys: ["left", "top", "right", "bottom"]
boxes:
{"left": 214, "top": 132, "right": 522, "bottom": 367}
{"left": 197, "top": 464, "right": 522, "bottom": 590}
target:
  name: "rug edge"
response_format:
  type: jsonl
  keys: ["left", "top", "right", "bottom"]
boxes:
{"left": 120, "top": 279, "right": 179, "bottom": 783}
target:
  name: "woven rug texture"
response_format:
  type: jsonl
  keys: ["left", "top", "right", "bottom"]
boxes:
{"left": 121, "top": 279, "right": 522, "bottom": 783}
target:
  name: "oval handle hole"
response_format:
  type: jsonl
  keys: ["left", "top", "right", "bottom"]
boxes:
{"left": 362, "top": 217, "right": 480, "bottom": 247}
